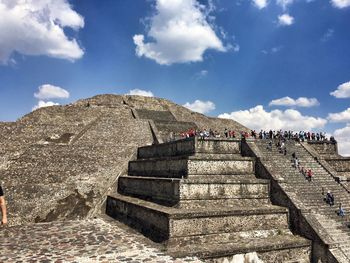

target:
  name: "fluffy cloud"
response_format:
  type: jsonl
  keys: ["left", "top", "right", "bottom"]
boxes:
{"left": 126, "top": 89, "right": 154, "bottom": 97}
{"left": 32, "top": 100, "right": 59, "bottom": 111}
{"left": 252, "top": 0, "right": 268, "bottom": 9}
{"left": 330, "top": 81, "right": 350, "bottom": 98}
{"left": 133, "top": 0, "right": 227, "bottom": 65}
{"left": 34, "top": 84, "right": 70, "bottom": 100}
{"left": 183, "top": 100, "right": 216, "bottom": 114}
{"left": 269, "top": 96, "right": 319, "bottom": 107}
{"left": 278, "top": 14, "right": 294, "bottom": 26}
{"left": 328, "top": 108, "right": 350, "bottom": 122}
{"left": 333, "top": 125, "right": 350, "bottom": 156}
{"left": 0, "top": 0, "right": 84, "bottom": 64}
{"left": 331, "top": 0, "right": 350, "bottom": 8}
{"left": 218, "top": 105, "right": 327, "bottom": 131}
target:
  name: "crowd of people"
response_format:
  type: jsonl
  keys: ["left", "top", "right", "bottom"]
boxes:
{"left": 253, "top": 129, "right": 336, "bottom": 143}
{"left": 177, "top": 128, "right": 337, "bottom": 144}
{"left": 177, "top": 128, "right": 237, "bottom": 140}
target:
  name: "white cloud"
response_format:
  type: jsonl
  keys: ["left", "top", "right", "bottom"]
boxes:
{"left": 330, "top": 81, "right": 350, "bottom": 98}
{"left": 269, "top": 96, "right": 319, "bottom": 107}
{"left": 331, "top": 0, "right": 350, "bottom": 8}
{"left": 133, "top": 0, "right": 227, "bottom": 65}
{"left": 328, "top": 108, "right": 350, "bottom": 122}
{"left": 0, "top": 0, "right": 84, "bottom": 64}
{"left": 218, "top": 105, "right": 327, "bottom": 131}
{"left": 183, "top": 100, "right": 216, "bottom": 114}
{"left": 34, "top": 84, "right": 70, "bottom": 100}
{"left": 126, "top": 89, "right": 154, "bottom": 97}
{"left": 278, "top": 14, "right": 294, "bottom": 26}
{"left": 252, "top": 0, "right": 268, "bottom": 9}
{"left": 32, "top": 100, "right": 59, "bottom": 111}
{"left": 333, "top": 125, "right": 350, "bottom": 156}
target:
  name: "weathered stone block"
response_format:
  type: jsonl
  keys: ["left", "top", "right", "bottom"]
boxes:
{"left": 128, "top": 158, "right": 254, "bottom": 177}
{"left": 137, "top": 137, "right": 241, "bottom": 159}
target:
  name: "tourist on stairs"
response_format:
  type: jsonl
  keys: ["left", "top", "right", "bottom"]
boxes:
{"left": 307, "top": 169, "right": 313, "bottom": 182}
{"left": 325, "top": 191, "right": 335, "bottom": 206}
{"left": 293, "top": 157, "right": 299, "bottom": 169}
{"left": 338, "top": 203, "right": 345, "bottom": 217}
{"left": 266, "top": 140, "right": 272, "bottom": 151}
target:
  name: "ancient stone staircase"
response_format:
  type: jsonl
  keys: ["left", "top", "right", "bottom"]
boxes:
{"left": 254, "top": 139, "right": 350, "bottom": 260}
{"left": 107, "top": 137, "right": 311, "bottom": 262}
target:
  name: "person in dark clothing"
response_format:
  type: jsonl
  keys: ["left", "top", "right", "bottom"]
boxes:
{"left": 0, "top": 185, "right": 7, "bottom": 225}
{"left": 326, "top": 191, "right": 335, "bottom": 206}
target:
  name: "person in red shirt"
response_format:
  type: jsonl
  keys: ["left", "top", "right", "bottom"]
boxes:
{"left": 307, "top": 169, "right": 313, "bottom": 182}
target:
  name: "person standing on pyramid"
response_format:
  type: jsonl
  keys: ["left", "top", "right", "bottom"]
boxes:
{"left": 0, "top": 184, "right": 7, "bottom": 225}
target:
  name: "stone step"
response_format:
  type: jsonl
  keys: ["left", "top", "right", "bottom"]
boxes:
{"left": 118, "top": 176, "right": 270, "bottom": 207}
{"left": 106, "top": 194, "right": 289, "bottom": 242}
{"left": 167, "top": 228, "right": 291, "bottom": 248}
{"left": 137, "top": 137, "right": 241, "bottom": 159}
{"left": 128, "top": 157, "right": 254, "bottom": 177}
{"left": 285, "top": 184, "right": 350, "bottom": 193}
{"left": 167, "top": 233, "right": 311, "bottom": 262}
{"left": 177, "top": 198, "right": 271, "bottom": 209}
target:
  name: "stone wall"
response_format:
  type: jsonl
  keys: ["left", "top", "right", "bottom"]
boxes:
{"left": 128, "top": 158, "right": 254, "bottom": 177}
{"left": 137, "top": 138, "right": 241, "bottom": 159}
{"left": 324, "top": 158, "right": 350, "bottom": 172}
{"left": 307, "top": 141, "right": 338, "bottom": 156}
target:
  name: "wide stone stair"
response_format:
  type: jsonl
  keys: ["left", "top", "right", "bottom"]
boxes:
{"left": 254, "top": 139, "right": 350, "bottom": 259}
{"left": 107, "top": 137, "right": 311, "bottom": 262}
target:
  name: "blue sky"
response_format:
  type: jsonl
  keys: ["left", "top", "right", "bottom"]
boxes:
{"left": 1, "top": 0, "right": 350, "bottom": 153}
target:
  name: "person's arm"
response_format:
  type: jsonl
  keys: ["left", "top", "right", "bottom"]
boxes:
{"left": 0, "top": 196, "right": 7, "bottom": 225}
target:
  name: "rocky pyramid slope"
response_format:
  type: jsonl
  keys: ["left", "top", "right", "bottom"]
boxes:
{"left": 0, "top": 94, "right": 247, "bottom": 226}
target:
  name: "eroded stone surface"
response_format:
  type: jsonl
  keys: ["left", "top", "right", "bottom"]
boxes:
{"left": 0, "top": 217, "right": 201, "bottom": 263}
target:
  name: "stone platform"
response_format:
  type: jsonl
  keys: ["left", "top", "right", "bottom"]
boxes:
{"left": 0, "top": 216, "right": 201, "bottom": 263}
{"left": 107, "top": 137, "right": 311, "bottom": 262}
